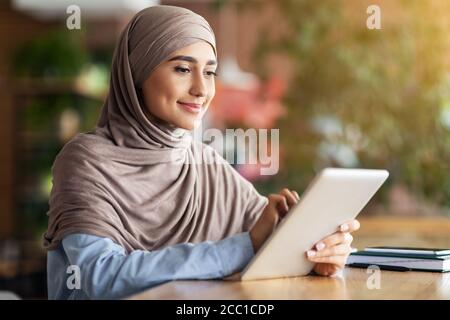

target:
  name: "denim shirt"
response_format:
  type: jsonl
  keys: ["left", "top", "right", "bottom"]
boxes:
{"left": 47, "top": 232, "right": 255, "bottom": 299}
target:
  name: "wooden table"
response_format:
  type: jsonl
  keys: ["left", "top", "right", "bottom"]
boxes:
{"left": 128, "top": 268, "right": 450, "bottom": 300}
{"left": 127, "top": 217, "right": 450, "bottom": 300}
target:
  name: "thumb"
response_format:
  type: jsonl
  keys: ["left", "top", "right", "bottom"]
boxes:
{"left": 269, "top": 194, "right": 289, "bottom": 218}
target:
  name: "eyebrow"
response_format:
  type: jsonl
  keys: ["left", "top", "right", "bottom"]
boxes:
{"left": 168, "top": 55, "right": 217, "bottom": 66}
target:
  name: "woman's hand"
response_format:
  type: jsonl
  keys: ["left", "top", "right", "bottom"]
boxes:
{"left": 306, "top": 219, "right": 361, "bottom": 276}
{"left": 250, "top": 188, "right": 299, "bottom": 253}
{"left": 249, "top": 190, "right": 360, "bottom": 277}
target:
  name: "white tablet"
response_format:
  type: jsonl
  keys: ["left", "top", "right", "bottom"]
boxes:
{"left": 230, "top": 167, "right": 389, "bottom": 281}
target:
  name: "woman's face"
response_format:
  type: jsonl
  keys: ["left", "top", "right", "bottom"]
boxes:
{"left": 141, "top": 41, "right": 217, "bottom": 130}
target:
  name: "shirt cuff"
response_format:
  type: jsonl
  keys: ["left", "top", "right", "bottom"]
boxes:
{"left": 215, "top": 232, "right": 255, "bottom": 276}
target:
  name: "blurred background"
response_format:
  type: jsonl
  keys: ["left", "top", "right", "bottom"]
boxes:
{"left": 0, "top": 0, "right": 449, "bottom": 299}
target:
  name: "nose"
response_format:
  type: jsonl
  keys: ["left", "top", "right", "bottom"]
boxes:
{"left": 189, "top": 72, "right": 207, "bottom": 98}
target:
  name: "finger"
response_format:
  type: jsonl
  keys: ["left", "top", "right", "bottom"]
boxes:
{"left": 280, "top": 188, "right": 298, "bottom": 207}
{"left": 307, "top": 243, "right": 352, "bottom": 259}
{"left": 313, "top": 263, "right": 341, "bottom": 276}
{"left": 262, "top": 202, "right": 281, "bottom": 225}
{"left": 339, "top": 219, "right": 360, "bottom": 233}
{"left": 268, "top": 194, "right": 289, "bottom": 215}
{"left": 307, "top": 254, "right": 347, "bottom": 267}
{"left": 314, "top": 232, "right": 353, "bottom": 251}
{"left": 293, "top": 191, "right": 300, "bottom": 201}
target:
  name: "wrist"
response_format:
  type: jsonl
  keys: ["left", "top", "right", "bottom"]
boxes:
{"left": 249, "top": 230, "right": 262, "bottom": 253}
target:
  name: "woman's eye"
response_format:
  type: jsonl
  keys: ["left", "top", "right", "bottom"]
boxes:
{"left": 175, "top": 66, "right": 190, "bottom": 73}
{"left": 174, "top": 66, "right": 217, "bottom": 78}
{"left": 205, "top": 71, "right": 218, "bottom": 77}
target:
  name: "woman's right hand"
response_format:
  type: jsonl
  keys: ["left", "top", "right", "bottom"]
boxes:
{"left": 249, "top": 188, "right": 300, "bottom": 253}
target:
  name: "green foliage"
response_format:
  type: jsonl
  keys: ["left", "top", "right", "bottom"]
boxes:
{"left": 13, "top": 29, "right": 88, "bottom": 78}
{"left": 11, "top": 28, "right": 107, "bottom": 238}
{"left": 236, "top": 0, "right": 450, "bottom": 213}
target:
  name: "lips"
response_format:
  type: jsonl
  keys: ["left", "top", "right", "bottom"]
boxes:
{"left": 177, "top": 102, "right": 203, "bottom": 114}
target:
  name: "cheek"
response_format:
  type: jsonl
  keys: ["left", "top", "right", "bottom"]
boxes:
{"left": 142, "top": 89, "right": 156, "bottom": 114}
{"left": 209, "top": 83, "right": 216, "bottom": 98}
{"left": 206, "top": 82, "right": 216, "bottom": 105}
{"left": 150, "top": 79, "right": 180, "bottom": 108}
{"left": 165, "top": 77, "right": 190, "bottom": 102}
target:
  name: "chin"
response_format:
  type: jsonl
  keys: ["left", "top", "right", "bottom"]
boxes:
{"left": 175, "top": 116, "right": 203, "bottom": 131}
{"left": 173, "top": 120, "right": 196, "bottom": 131}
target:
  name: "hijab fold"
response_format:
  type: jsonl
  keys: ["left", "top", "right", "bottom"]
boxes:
{"left": 43, "top": 5, "right": 267, "bottom": 253}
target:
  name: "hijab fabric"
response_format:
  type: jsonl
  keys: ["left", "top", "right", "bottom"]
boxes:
{"left": 43, "top": 5, "right": 268, "bottom": 253}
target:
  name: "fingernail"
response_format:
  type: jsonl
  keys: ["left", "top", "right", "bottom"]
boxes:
{"left": 340, "top": 224, "right": 349, "bottom": 231}
{"left": 307, "top": 250, "right": 316, "bottom": 257}
{"left": 316, "top": 242, "right": 325, "bottom": 251}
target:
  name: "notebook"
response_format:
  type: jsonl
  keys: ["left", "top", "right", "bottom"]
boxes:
{"left": 347, "top": 249, "right": 450, "bottom": 272}
{"left": 363, "top": 246, "right": 450, "bottom": 256}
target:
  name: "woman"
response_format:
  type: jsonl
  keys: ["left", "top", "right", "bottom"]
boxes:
{"left": 43, "top": 5, "right": 360, "bottom": 300}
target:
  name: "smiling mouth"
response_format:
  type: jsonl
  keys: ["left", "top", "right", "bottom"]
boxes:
{"left": 177, "top": 102, "right": 203, "bottom": 114}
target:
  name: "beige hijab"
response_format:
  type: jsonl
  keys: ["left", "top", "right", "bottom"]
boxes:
{"left": 43, "top": 5, "right": 267, "bottom": 253}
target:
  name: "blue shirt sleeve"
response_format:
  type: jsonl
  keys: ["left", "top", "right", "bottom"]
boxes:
{"left": 59, "top": 232, "right": 255, "bottom": 299}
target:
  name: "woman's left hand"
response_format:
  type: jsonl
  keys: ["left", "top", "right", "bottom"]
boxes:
{"left": 306, "top": 219, "right": 361, "bottom": 276}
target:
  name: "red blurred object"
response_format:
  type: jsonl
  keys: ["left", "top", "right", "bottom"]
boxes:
{"left": 208, "top": 75, "right": 287, "bottom": 181}
{"left": 210, "top": 76, "right": 287, "bottom": 129}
